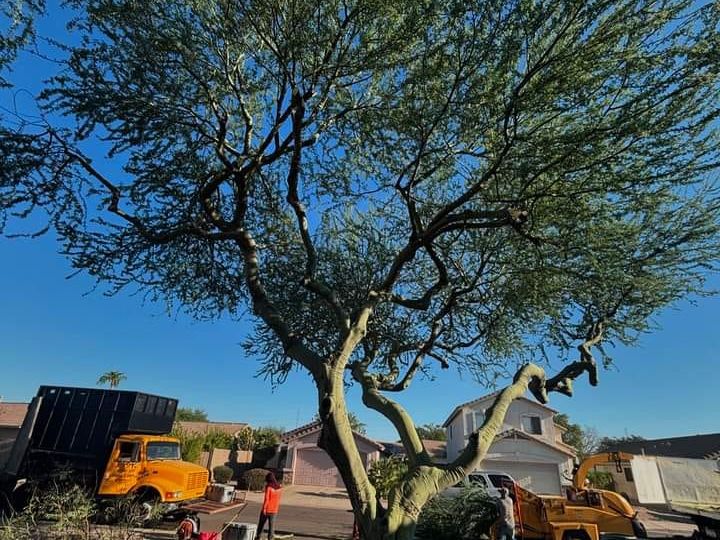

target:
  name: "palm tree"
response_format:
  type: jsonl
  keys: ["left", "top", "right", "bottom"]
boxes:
{"left": 97, "top": 371, "right": 127, "bottom": 388}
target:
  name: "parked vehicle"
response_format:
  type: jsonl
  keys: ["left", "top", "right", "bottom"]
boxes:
{"left": 442, "top": 470, "right": 516, "bottom": 498}
{"left": 0, "top": 385, "right": 209, "bottom": 509}
{"left": 514, "top": 452, "right": 646, "bottom": 540}
{"left": 629, "top": 455, "right": 720, "bottom": 540}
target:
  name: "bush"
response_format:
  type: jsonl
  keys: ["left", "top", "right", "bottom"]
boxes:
{"left": 416, "top": 485, "right": 498, "bottom": 540}
{"left": 252, "top": 427, "right": 283, "bottom": 450}
{"left": 213, "top": 465, "right": 233, "bottom": 484}
{"left": 587, "top": 471, "right": 615, "bottom": 490}
{"left": 204, "top": 429, "right": 235, "bottom": 451}
{"left": 242, "top": 468, "right": 271, "bottom": 491}
{"left": 171, "top": 423, "right": 206, "bottom": 463}
{"left": 367, "top": 457, "right": 408, "bottom": 499}
{"left": 236, "top": 426, "right": 254, "bottom": 451}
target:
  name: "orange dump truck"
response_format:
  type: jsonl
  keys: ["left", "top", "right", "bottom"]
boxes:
{"left": 0, "top": 386, "right": 208, "bottom": 508}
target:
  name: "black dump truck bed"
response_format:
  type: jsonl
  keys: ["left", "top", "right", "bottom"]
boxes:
{"left": 30, "top": 386, "right": 178, "bottom": 459}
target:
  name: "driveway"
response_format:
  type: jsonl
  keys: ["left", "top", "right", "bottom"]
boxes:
{"left": 635, "top": 506, "right": 698, "bottom": 538}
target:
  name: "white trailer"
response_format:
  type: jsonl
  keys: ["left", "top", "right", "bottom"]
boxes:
{"left": 631, "top": 456, "right": 720, "bottom": 540}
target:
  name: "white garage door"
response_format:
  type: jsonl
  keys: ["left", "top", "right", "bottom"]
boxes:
{"left": 294, "top": 448, "right": 346, "bottom": 487}
{"left": 488, "top": 461, "right": 562, "bottom": 495}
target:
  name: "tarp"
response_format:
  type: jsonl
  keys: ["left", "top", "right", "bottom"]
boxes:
{"left": 657, "top": 457, "right": 720, "bottom": 506}
{"left": 632, "top": 455, "right": 720, "bottom": 506}
{"left": 631, "top": 456, "right": 666, "bottom": 504}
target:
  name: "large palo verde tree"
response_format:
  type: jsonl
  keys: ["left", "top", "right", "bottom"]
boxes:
{"left": 2, "top": 1, "right": 720, "bottom": 538}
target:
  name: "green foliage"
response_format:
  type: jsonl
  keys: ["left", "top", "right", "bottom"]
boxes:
{"left": 213, "top": 465, "right": 233, "bottom": 484}
{"left": 176, "top": 407, "right": 209, "bottom": 422}
{"left": 252, "top": 427, "right": 283, "bottom": 451}
{"left": 367, "top": 457, "right": 409, "bottom": 499}
{"left": 3, "top": 0, "right": 720, "bottom": 535}
{"left": 3, "top": 0, "right": 718, "bottom": 387}
{"left": 597, "top": 435, "right": 646, "bottom": 453}
{"left": 235, "top": 426, "right": 254, "bottom": 451}
{"left": 96, "top": 371, "right": 126, "bottom": 389}
{"left": 171, "top": 423, "right": 205, "bottom": 463}
{"left": 554, "top": 414, "right": 599, "bottom": 459}
{"left": 416, "top": 486, "right": 498, "bottom": 540}
{"left": 0, "top": 482, "right": 163, "bottom": 539}
{"left": 203, "top": 429, "right": 235, "bottom": 451}
{"left": 416, "top": 424, "right": 446, "bottom": 441}
{"left": 587, "top": 471, "right": 615, "bottom": 491}
{"left": 242, "top": 468, "right": 271, "bottom": 492}
{"left": 1, "top": 482, "right": 94, "bottom": 539}
{"left": 0, "top": 0, "right": 44, "bottom": 87}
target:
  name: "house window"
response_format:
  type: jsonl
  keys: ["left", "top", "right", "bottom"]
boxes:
{"left": 465, "top": 412, "right": 474, "bottom": 436}
{"left": 624, "top": 467, "right": 634, "bottom": 482}
{"left": 522, "top": 415, "right": 542, "bottom": 435}
{"left": 474, "top": 410, "right": 485, "bottom": 430}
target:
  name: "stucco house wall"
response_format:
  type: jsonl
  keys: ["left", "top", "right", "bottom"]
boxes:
{"left": 443, "top": 393, "right": 576, "bottom": 494}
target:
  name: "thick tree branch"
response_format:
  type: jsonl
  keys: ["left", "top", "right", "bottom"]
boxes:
{"left": 234, "top": 230, "right": 324, "bottom": 379}
{"left": 351, "top": 361, "right": 429, "bottom": 468}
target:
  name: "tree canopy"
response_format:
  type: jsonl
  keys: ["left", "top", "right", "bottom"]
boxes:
{"left": 176, "top": 407, "right": 210, "bottom": 422}
{"left": 96, "top": 371, "right": 127, "bottom": 389}
{"left": 554, "top": 413, "right": 599, "bottom": 459}
{"left": 415, "top": 424, "right": 447, "bottom": 442}
{"left": 2, "top": 1, "right": 720, "bottom": 538}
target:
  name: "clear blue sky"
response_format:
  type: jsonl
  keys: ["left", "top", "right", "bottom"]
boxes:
{"left": 1, "top": 2, "right": 718, "bottom": 443}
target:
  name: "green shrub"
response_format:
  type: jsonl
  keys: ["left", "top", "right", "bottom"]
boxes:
{"left": 213, "top": 465, "right": 233, "bottom": 484}
{"left": 236, "top": 426, "right": 254, "bottom": 451}
{"left": 252, "top": 427, "right": 283, "bottom": 450}
{"left": 242, "top": 468, "right": 271, "bottom": 491}
{"left": 368, "top": 457, "right": 408, "bottom": 499}
{"left": 587, "top": 471, "right": 615, "bottom": 490}
{"left": 204, "top": 429, "right": 235, "bottom": 451}
{"left": 171, "top": 423, "right": 206, "bottom": 463}
{"left": 416, "top": 485, "right": 498, "bottom": 540}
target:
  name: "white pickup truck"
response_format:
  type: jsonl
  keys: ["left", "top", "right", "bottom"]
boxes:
{"left": 442, "top": 470, "right": 515, "bottom": 498}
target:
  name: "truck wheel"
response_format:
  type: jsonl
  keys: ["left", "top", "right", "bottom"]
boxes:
{"left": 133, "top": 487, "right": 161, "bottom": 523}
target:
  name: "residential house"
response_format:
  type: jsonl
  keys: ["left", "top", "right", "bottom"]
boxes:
{"left": 443, "top": 392, "right": 576, "bottom": 495}
{"left": 0, "top": 402, "right": 28, "bottom": 442}
{"left": 0, "top": 401, "right": 29, "bottom": 470}
{"left": 268, "top": 421, "right": 384, "bottom": 487}
{"left": 381, "top": 439, "right": 447, "bottom": 463}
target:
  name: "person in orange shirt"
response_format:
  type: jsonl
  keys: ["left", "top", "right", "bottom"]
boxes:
{"left": 257, "top": 472, "right": 282, "bottom": 540}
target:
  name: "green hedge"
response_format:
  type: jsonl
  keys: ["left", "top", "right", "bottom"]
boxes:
{"left": 213, "top": 465, "right": 233, "bottom": 484}
{"left": 416, "top": 485, "right": 499, "bottom": 540}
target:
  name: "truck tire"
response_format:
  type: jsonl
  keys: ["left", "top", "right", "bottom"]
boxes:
{"left": 133, "top": 487, "right": 161, "bottom": 523}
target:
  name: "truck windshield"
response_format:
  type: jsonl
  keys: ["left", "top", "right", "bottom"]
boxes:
{"left": 146, "top": 442, "right": 181, "bottom": 460}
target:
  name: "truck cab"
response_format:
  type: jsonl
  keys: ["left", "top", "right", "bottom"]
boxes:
{"left": 99, "top": 435, "right": 208, "bottom": 502}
